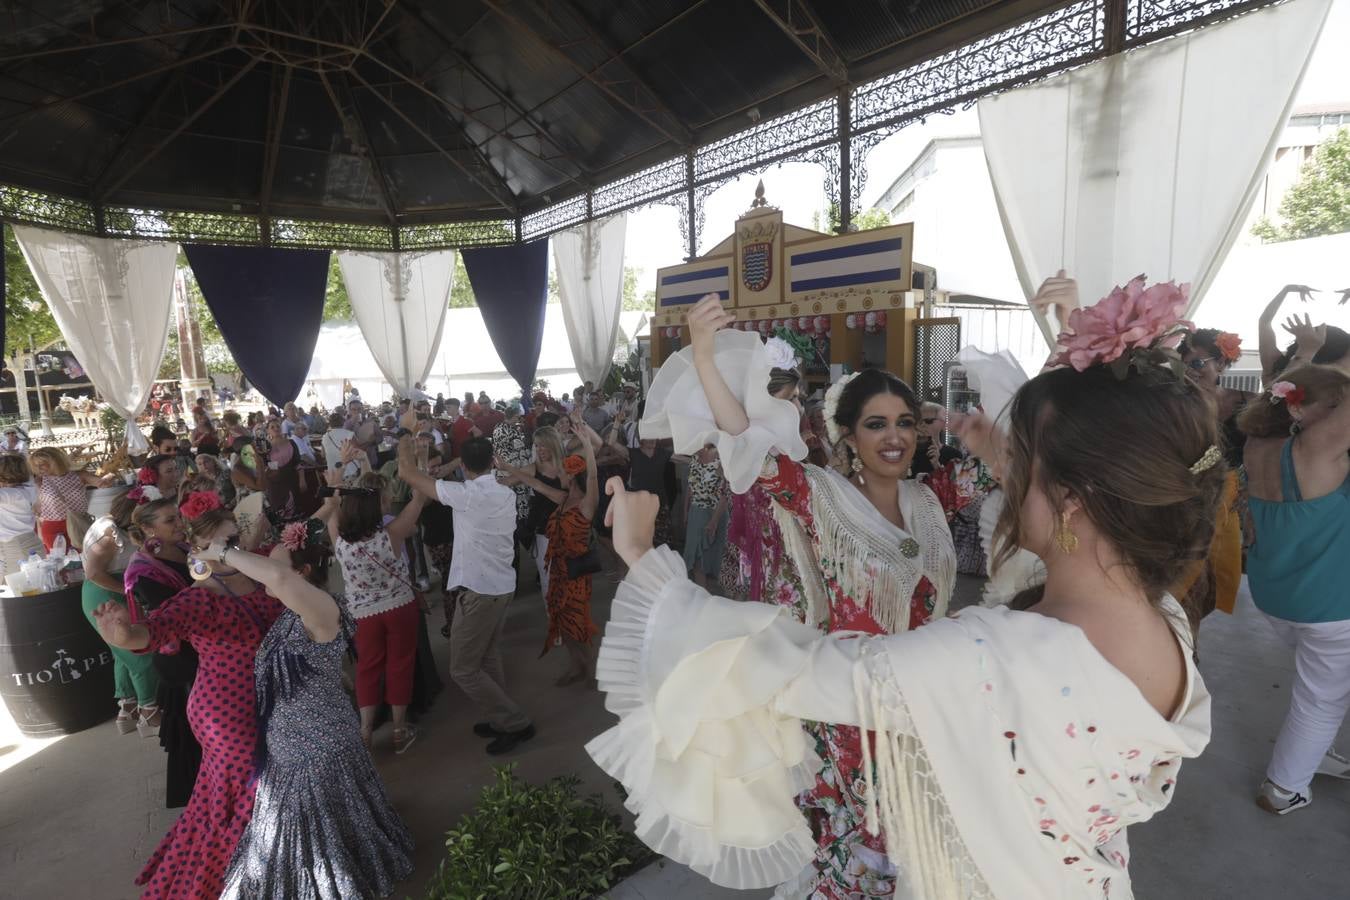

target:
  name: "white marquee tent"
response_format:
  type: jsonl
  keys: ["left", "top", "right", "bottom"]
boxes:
{"left": 303, "top": 305, "right": 649, "bottom": 410}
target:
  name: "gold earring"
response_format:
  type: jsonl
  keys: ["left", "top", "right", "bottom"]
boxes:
{"left": 1055, "top": 511, "right": 1078, "bottom": 554}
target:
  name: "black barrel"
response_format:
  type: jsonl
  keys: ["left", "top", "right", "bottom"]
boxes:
{"left": 0, "top": 583, "right": 115, "bottom": 736}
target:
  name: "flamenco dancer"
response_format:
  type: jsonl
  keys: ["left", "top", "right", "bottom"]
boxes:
{"left": 638, "top": 294, "right": 956, "bottom": 897}
{"left": 93, "top": 494, "right": 284, "bottom": 900}
{"left": 588, "top": 276, "right": 1221, "bottom": 899}
{"left": 220, "top": 518, "right": 413, "bottom": 897}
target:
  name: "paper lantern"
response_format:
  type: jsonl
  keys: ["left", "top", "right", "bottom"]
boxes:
{"left": 758, "top": 320, "right": 770, "bottom": 334}
{"left": 813, "top": 315, "right": 827, "bottom": 333}
{"left": 845, "top": 313, "right": 858, "bottom": 330}
{"left": 797, "top": 316, "right": 810, "bottom": 331}
{"left": 874, "top": 310, "right": 888, "bottom": 328}
{"left": 864, "top": 311, "right": 877, "bottom": 331}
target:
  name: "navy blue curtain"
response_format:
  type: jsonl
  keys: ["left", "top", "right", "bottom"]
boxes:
{"left": 184, "top": 244, "right": 329, "bottom": 406}
{"left": 462, "top": 240, "right": 549, "bottom": 396}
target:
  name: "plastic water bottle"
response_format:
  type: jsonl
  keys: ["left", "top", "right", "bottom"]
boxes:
{"left": 51, "top": 534, "right": 67, "bottom": 560}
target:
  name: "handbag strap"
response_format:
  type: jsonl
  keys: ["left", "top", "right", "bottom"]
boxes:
{"left": 352, "top": 534, "right": 416, "bottom": 593}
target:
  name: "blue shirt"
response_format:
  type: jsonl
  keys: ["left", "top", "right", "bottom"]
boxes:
{"left": 1247, "top": 440, "right": 1350, "bottom": 623}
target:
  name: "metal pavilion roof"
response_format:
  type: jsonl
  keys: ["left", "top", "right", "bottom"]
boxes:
{"left": 0, "top": 0, "right": 1285, "bottom": 252}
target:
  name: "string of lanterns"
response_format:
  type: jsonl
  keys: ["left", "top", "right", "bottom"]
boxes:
{"left": 661, "top": 310, "right": 887, "bottom": 339}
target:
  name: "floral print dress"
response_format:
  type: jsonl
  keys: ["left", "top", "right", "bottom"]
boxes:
{"left": 493, "top": 419, "right": 531, "bottom": 522}
{"left": 754, "top": 457, "right": 941, "bottom": 899}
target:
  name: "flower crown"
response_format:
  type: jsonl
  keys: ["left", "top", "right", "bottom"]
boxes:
{"left": 822, "top": 372, "right": 858, "bottom": 446}
{"left": 1047, "top": 275, "right": 1192, "bottom": 379}
{"left": 562, "top": 454, "right": 587, "bottom": 477}
{"left": 180, "top": 490, "right": 223, "bottom": 521}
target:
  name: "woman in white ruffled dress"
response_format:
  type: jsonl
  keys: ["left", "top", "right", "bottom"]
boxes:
{"left": 636, "top": 295, "right": 956, "bottom": 898}
{"left": 589, "top": 278, "right": 1221, "bottom": 900}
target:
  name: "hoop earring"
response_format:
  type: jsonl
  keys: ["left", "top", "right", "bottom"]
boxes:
{"left": 1055, "top": 511, "right": 1079, "bottom": 554}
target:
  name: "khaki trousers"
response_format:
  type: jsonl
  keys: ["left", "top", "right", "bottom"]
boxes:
{"left": 450, "top": 589, "right": 531, "bottom": 733}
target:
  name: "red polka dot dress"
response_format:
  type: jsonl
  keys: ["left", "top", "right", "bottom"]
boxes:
{"left": 134, "top": 584, "right": 283, "bottom": 900}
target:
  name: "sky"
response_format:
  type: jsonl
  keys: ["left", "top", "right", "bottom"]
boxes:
{"left": 619, "top": 0, "right": 1350, "bottom": 296}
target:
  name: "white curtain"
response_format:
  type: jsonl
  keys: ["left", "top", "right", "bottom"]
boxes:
{"left": 337, "top": 250, "right": 455, "bottom": 397}
{"left": 12, "top": 226, "right": 178, "bottom": 453}
{"left": 554, "top": 214, "right": 627, "bottom": 386}
{"left": 978, "top": 0, "right": 1332, "bottom": 346}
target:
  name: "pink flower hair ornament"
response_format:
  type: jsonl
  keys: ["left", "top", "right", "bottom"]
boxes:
{"left": 280, "top": 521, "right": 308, "bottom": 551}
{"left": 1269, "top": 381, "right": 1306, "bottom": 407}
{"left": 1047, "top": 275, "right": 1193, "bottom": 379}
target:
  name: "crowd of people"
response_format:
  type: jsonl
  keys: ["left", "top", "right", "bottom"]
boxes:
{"left": 0, "top": 267, "right": 1339, "bottom": 898}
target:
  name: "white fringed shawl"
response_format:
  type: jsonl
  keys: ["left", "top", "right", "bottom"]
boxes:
{"left": 588, "top": 547, "right": 1213, "bottom": 899}
{"left": 775, "top": 462, "right": 956, "bottom": 633}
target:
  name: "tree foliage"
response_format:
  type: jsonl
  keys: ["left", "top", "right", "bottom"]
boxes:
{"left": 1253, "top": 127, "right": 1350, "bottom": 243}
{"left": 3, "top": 225, "right": 63, "bottom": 359}
{"left": 622, "top": 265, "right": 656, "bottom": 311}
{"left": 322, "top": 254, "right": 354, "bottom": 320}
{"left": 811, "top": 204, "right": 892, "bottom": 234}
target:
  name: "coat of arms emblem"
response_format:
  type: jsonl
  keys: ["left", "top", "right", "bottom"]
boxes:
{"left": 741, "top": 242, "right": 772, "bottom": 292}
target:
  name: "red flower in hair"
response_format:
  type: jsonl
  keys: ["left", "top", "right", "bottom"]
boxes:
{"left": 1215, "top": 332, "right": 1242, "bottom": 363}
{"left": 137, "top": 466, "right": 159, "bottom": 486}
{"left": 180, "top": 491, "right": 222, "bottom": 520}
{"left": 562, "top": 454, "right": 586, "bottom": 476}
{"left": 280, "top": 521, "right": 308, "bottom": 551}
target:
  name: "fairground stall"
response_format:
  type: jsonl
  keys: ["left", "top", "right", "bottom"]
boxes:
{"left": 651, "top": 184, "right": 956, "bottom": 404}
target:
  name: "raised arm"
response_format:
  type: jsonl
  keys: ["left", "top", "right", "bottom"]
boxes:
{"left": 581, "top": 432, "right": 599, "bottom": 520}
{"left": 396, "top": 435, "right": 441, "bottom": 501}
{"left": 606, "top": 425, "right": 631, "bottom": 462}
{"left": 688, "top": 294, "right": 751, "bottom": 435}
{"left": 208, "top": 542, "right": 340, "bottom": 643}
{"left": 1029, "top": 270, "right": 1079, "bottom": 371}
{"left": 385, "top": 484, "right": 428, "bottom": 547}
{"left": 1259, "top": 285, "right": 1313, "bottom": 380}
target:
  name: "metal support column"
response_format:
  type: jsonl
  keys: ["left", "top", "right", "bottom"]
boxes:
{"left": 837, "top": 88, "right": 852, "bottom": 233}
{"left": 685, "top": 153, "right": 697, "bottom": 261}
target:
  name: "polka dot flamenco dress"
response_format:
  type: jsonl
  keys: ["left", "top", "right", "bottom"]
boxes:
{"left": 135, "top": 585, "right": 282, "bottom": 900}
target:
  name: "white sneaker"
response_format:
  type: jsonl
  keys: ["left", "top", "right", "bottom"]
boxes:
{"left": 1315, "top": 748, "right": 1350, "bottom": 780}
{"left": 1256, "top": 779, "right": 1311, "bottom": 816}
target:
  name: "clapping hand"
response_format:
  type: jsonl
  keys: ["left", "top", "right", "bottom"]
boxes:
{"left": 604, "top": 478, "right": 659, "bottom": 568}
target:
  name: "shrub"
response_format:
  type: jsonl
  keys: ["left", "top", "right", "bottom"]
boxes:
{"left": 425, "top": 766, "right": 653, "bottom": 900}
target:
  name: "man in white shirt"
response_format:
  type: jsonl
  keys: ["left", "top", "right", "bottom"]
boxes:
{"left": 280, "top": 402, "right": 303, "bottom": 437}
{"left": 321, "top": 412, "right": 358, "bottom": 477}
{"left": 289, "top": 421, "right": 318, "bottom": 464}
{"left": 397, "top": 434, "right": 535, "bottom": 755}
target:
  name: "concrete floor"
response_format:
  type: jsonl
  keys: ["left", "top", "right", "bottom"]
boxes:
{"left": 1, "top": 573, "right": 1346, "bottom": 900}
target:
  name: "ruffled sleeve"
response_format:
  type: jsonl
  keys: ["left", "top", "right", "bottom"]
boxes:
{"left": 586, "top": 546, "right": 905, "bottom": 890}
{"left": 639, "top": 330, "right": 808, "bottom": 494}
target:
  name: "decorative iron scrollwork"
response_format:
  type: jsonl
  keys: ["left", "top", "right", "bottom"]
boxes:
{"left": 0, "top": 185, "right": 96, "bottom": 233}
{"left": 593, "top": 156, "right": 687, "bottom": 217}
{"left": 694, "top": 98, "right": 837, "bottom": 186}
{"left": 400, "top": 220, "right": 515, "bottom": 250}
{"left": 851, "top": 1, "right": 1104, "bottom": 136}
{"left": 520, "top": 194, "right": 588, "bottom": 242}
{"left": 1127, "top": 0, "right": 1286, "bottom": 41}
{"left": 103, "top": 208, "right": 261, "bottom": 245}
{"left": 270, "top": 218, "right": 394, "bottom": 250}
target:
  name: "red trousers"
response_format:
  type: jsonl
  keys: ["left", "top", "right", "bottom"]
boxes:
{"left": 354, "top": 600, "right": 419, "bottom": 708}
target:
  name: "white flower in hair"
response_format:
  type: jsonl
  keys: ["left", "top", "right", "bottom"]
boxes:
{"left": 823, "top": 373, "right": 858, "bottom": 446}
{"left": 763, "top": 336, "right": 799, "bottom": 372}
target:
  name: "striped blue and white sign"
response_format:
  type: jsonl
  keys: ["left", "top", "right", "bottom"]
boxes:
{"left": 789, "top": 236, "right": 905, "bottom": 293}
{"left": 657, "top": 264, "right": 731, "bottom": 308}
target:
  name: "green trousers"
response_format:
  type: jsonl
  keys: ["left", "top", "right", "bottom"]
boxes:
{"left": 81, "top": 579, "right": 160, "bottom": 706}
